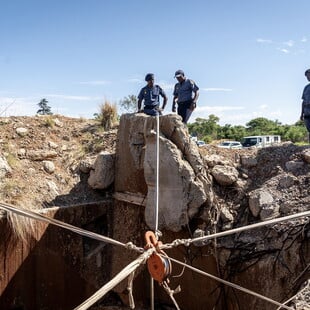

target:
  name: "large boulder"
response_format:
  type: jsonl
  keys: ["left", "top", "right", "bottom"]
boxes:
{"left": 88, "top": 152, "right": 115, "bottom": 189}
{"left": 211, "top": 165, "right": 239, "bottom": 186}
{"left": 248, "top": 189, "right": 274, "bottom": 218}
{"left": 115, "top": 113, "right": 213, "bottom": 232}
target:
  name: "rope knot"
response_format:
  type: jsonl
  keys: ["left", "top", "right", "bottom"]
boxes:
{"left": 125, "top": 242, "right": 144, "bottom": 253}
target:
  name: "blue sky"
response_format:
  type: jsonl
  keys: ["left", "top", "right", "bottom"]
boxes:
{"left": 0, "top": 0, "right": 309, "bottom": 125}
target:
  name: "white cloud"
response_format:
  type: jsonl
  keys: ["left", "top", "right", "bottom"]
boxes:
{"left": 195, "top": 105, "right": 244, "bottom": 113}
{"left": 283, "top": 40, "right": 294, "bottom": 47}
{"left": 189, "top": 108, "right": 248, "bottom": 125}
{"left": 278, "top": 48, "right": 289, "bottom": 54}
{"left": 159, "top": 82, "right": 175, "bottom": 91}
{"left": 0, "top": 97, "right": 17, "bottom": 105}
{"left": 79, "top": 80, "right": 110, "bottom": 85}
{"left": 187, "top": 105, "right": 245, "bottom": 123}
{"left": 46, "top": 94, "right": 97, "bottom": 101}
{"left": 294, "top": 49, "right": 306, "bottom": 55}
{"left": 0, "top": 97, "right": 36, "bottom": 116}
{"left": 187, "top": 105, "right": 285, "bottom": 126}
{"left": 256, "top": 38, "right": 272, "bottom": 44}
{"left": 201, "top": 88, "right": 233, "bottom": 92}
{"left": 127, "top": 78, "right": 142, "bottom": 83}
{"left": 301, "top": 36, "right": 307, "bottom": 43}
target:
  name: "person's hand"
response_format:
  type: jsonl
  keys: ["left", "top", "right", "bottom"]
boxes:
{"left": 190, "top": 101, "right": 196, "bottom": 111}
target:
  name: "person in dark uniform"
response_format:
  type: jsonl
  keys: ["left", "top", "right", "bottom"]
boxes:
{"left": 300, "top": 69, "right": 310, "bottom": 143}
{"left": 137, "top": 73, "right": 167, "bottom": 116}
{"left": 172, "top": 70, "right": 199, "bottom": 123}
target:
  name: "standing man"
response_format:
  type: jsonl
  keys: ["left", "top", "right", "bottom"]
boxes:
{"left": 300, "top": 69, "right": 310, "bottom": 143}
{"left": 138, "top": 73, "right": 167, "bottom": 116}
{"left": 172, "top": 70, "right": 199, "bottom": 123}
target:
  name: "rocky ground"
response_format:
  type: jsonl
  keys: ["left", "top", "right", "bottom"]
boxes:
{"left": 1, "top": 115, "right": 308, "bottom": 216}
{"left": 0, "top": 115, "right": 117, "bottom": 209}
{"left": 0, "top": 115, "right": 309, "bottom": 309}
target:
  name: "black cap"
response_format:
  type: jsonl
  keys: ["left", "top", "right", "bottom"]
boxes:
{"left": 145, "top": 73, "right": 154, "bottom": 81}
{"left": 305, "top": 69, "right": 310, "bottom": 76}
{"left": 174, "top": 70, "right": 185, "bottom": 78}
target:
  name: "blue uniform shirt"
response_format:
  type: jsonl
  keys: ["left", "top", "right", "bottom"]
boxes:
{"left": 138, "top": 85, "right": 166, "bottom": 107}
{"left": 173, "top": 79, "right": 199, "bottom": 103}
{"left": 302, "top": 84, "right": 310, "bottom": 103}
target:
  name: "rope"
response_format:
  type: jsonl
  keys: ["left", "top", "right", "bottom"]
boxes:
{"left": 165, "top": 255, "right": 293, "bottom": 310}
{"left": 150, "top": 277, "right": 155, "bottom": 310}
{"left": 150, "top": 113, "right": 160, "bottom": 310}
{"left": 127, "top": 271, "right": 135, "bottom": 309}
{"left": 74, "top": 248, "right": 155, "bottom": 310}
{"left": 162, "top": 281, "right": 181, "bottom": 310}
{"left": 147, "top": 114, "right": 162, "bottom": 310}
{"left": 0, "top": 202, "right": 144, "bottom": 253}
{"left": 155, "top": 113, "right": 159, "bottom": 236}
{"left": 161, "top": 210, "right": 310, "bottom": 250}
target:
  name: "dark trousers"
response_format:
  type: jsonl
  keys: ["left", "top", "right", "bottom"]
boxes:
{"left": 305, "top": 117, "right": 310, "bottom": 132}
{"left": 144, "top": 105, "right": 162, "bottom": 116}
{"left": 177, "top": 100, "right": 192, "bottom": 123}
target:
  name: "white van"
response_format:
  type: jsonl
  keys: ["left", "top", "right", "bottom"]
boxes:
{"left": 241, "top": 135, "right": 281, "bottom": 148}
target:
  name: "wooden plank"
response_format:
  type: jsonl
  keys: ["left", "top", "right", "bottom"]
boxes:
{"left": 113, "top": 191, "right": 146, "bottom": 207}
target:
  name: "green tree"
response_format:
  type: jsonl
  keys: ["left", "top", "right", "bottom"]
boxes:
{"left": 245, "top": 117, "right": 279, "bottom": 135}
{"left": 219, "top": 124, "right": 246, "bottom": 141}
{"left": 282, "top": 120, "right": 308, "bottom": 143}
{"left": 189, "top": 114, "right": 308, "bottom": 144}
{"left": 119, "top": 95, "right": 137, "bottom": 113}
{"left": 283, "top": 125, "right": 307, "bottom": 142}
{"left": 37, "top": 98, "right": 52, "bottom": 115}
{"left": 188, "top": 114, "right": 220, "bottom": 142}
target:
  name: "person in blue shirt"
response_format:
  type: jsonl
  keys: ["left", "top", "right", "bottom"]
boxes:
{"left": 172, "top": 70, "right": 199, "bottom": 123}
{"left": 300, "top": 69, "right": 310, "bottom": 142}
{"left": 137, "top": 73, "right": 167, "bottom": 116}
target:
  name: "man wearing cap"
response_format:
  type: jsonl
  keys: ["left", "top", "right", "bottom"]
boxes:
{"left": 137, "top": 73, "right": 167, "bottom": 116}
{"left": 300, "top": 69, "right": 310, "bottom": 142}
{"left": 172, "top": 70, "right": 199, "bottom": 123}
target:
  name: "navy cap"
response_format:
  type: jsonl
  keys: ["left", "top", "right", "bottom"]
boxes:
{"left": 305, "top": 69, "right": 310, "bottom": 76}
{"left": 145, "top": 73, "right": 154, "bottom": 81}
{"left": 174, "top": 69, "right": 185, "bottom": 78}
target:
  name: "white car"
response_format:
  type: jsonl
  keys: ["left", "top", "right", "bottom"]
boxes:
{"left": 196, "top": 140, "right": 206, "bottom": 147}
{"left": 217, "top": 141, "right": 242, "bottom": 149}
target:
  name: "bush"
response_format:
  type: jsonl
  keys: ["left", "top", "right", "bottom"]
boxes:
{"left": 95, "top": 101, "right": 118, "bottom": 130}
